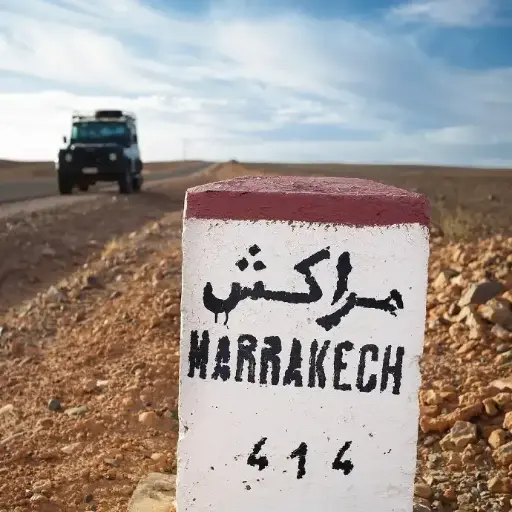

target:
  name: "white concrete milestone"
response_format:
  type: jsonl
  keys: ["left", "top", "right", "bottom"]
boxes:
{"left": 177, "top": 176, "right": 430, "bottom": 511}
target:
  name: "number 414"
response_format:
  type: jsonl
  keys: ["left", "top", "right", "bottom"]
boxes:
{"left": 247, "top": 437, "right": 354, "bottom": 480}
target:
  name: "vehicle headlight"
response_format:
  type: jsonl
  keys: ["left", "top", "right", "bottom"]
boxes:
{"left": 64, "top": 153, "right": 72, "bottom": 162}
{"left": 109, "top": 153, "right": 117, "bottom": 161}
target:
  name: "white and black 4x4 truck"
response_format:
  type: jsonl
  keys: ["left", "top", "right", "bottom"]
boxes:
{"left": 56, "top": 110, "right": 143, "bottom": 195}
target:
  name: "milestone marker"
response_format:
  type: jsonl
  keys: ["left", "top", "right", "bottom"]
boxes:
{"left": 177, "top": 175, "right": 430, "bottom": 511}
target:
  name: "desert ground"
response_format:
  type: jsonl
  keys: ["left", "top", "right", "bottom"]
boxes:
{"left": 0, "top": 160, "right": 206, "bottom": 182}
{"left": 0, "top": 160, "right": 511, "bottom": 511}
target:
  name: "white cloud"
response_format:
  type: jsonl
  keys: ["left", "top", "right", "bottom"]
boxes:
{"left": 0, "top": 0, "right": 511, "bottom": 166}
{"left": 390, "top": 0, "right": 498, "bottom": 27}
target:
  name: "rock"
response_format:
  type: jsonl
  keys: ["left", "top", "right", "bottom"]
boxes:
{"left": 44, "top": 285, "right": 66, "bottom": 303}
{"left": 415, "top": 482, "right": 433, "bottom": 499}
{"left": 127, "top": 473, "right": 176, "bottom": 512}
{"left": 413, "top": 503, "right": 432, "bottom": 512}
{"left": 32, "top": 479, "right": 52, "bottom": 494}
{"left": 491, "top": 379, "right": 512, "bottom": 392}
{"left": 48, "top": 399, "right": 62, "bottom": 412}
{"left": 420, "top": 403, "right": 483, "bottom": 433}
{"left": 1, "top": 432, "right": 24, "bottom": 445}
{"left": 433, "top": 270, "right": 457, "bottom": 290}
{"left": 64, "top": 405, "right": 89, "bottom": 417}
{"left": 104, "top": 458, "right": 121, "bottom": 467}
{"left": 488, "top": 476, "right": 512, "bottom": 494}
{"left": 440, "top": 421, "right": 477, "bottom": 452}
{"left": 452, "top": 273, "right": 466, "bottom": 287}
{"left": 483, "top": 398, "right": 499, "bottom": 416}
{"left": 41, "top": 245, "right": 57, "bottom": 258}
{"left": 455, "top": 304, "right": 483, "bottom": 326}
{"left": 420, "top": 405, "right": 439, "bottom": 417}
{"left": 36, "top": 418, "right": 54, "bottom": 430}
{"left": 467, "top": 311, "right": 486, "bottom": 331}
{"left": 496, "top": 349, "right": 512, "bottom": 364}
{"left": 421, "top": 389, "right": 455, "bottom": 406}
{"left": 493, "top": 441, "right": 512, "bottom": 466}
{"left": 447, "top": 302, "right": 460, "bottom": 316}
{"left": 83, "top": 274, "right": 103, "bottom": 289}
{"left": 480, "top": 299, "right": 512, "bottom": 330}
{"left": 493, "top": 392, "right": 512, "bottom": 410}
{"left": 150, "top": 452, "right": 168, "bottom": 471}
{"left": 488, "top": 429, "right": 507, "bottom": 449}
{"left": 442, "top": 487, "right": 457, "bottom": 502}
{"left": 0, "top": 404, "right": 14, "bottom": 416}
{"left": 83, "top": 379, "right": 98, "bottom": 393}
{"left": 459, "top": 281, "right": 506, "bottom": 308}
{"left": 138, "top": 411, "right": 160, "bottom": 428}
{"left": 74, "top": 310, "right": 86, "bottom": 323}
{"left": 457, "top": 340, "right": 479, "bottom": 355}
{"left": 449, "top": 323, "right": 465, "bottom": 341}
{"left": 492, "top": 324, "right": 512, "bottom": 341}
{"left": 96, "top": 379, "right": 110, "bottom": 389}
{"left": 421, "top": 390, "right": 442, "bottom": 405}
{"left": 61, "top": 442, "right": 82, "bottom": 455}
{"left": 446, "top": 451, "right": 463, "bottom": 468}
{"left": 29, "top": 494, "right": 48, "bottom": 503}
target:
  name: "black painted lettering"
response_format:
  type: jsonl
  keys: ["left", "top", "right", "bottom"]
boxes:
{"left": 332, "top": 441, "right": 354, "bottom": 475}
{"left": 187, "top": 330, "right": 210, "bottom": 379}
{"left": 356, "top": 344, "right": 378, "bottom": 393}
{"left": 333, "top": 340, "right": 354, "bottom": 391}
{"left": 235, "top": 335, "right": 258, "bottom": 383}
{"left": 260, "top": 336, "right": 282, "bottom": 385}
{"left": 290, "top": 442, "right": 308, "bottom": 479}
{"left": 381, "top": 345, "right": 405, "bottom": 395}
{"left": 211, "top": 336, "right": 231, "bottom": 381}
{"left": 247, "top": 437, "right": 269, "bottom": 471}
{"left": 308, "top": 340, "right": 330, "bottom": 388}
{"left": 283, "top": 339, "right": 303, "bottom": 387}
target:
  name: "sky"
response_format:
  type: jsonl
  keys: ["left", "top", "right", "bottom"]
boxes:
{"left": 0, "top": 0, "right": 511, "bottom": 165}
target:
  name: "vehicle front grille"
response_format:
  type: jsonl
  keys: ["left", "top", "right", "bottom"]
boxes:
{"left": 81, "top": 151, "right": 100, "bottom": 167}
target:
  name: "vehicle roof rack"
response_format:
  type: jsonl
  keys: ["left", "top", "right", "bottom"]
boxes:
{"left": 71, "top": 110, "right": 137, "bottom": 122}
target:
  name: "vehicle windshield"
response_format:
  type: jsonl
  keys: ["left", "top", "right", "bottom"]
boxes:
{"left": 70, "top": 121, "right": 130, "bottom": 145}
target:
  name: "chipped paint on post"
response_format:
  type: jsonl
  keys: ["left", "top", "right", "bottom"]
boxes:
{"left": 177, "top": 176, "right": 430, "bottom": 511}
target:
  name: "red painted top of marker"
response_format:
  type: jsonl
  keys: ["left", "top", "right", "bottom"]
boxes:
{"left": 185, "top": 175, "right": 430, "bottom": 227}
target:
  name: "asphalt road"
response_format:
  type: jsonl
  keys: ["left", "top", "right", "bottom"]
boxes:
{"left": 0, "top": 161, "right": 211, "bottom": 205}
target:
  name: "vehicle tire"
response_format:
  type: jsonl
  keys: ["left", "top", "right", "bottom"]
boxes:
{"left": 118, "top": 167, "right": 133, "bottom": 194}
{"left": 58, "top": 174, "right": 73, "bottom": 195}
{"left": 132, "top": 174, "right": 142, "bottom": 193}
{"left": 78, "top": 183, "right": 89, "bottom": 192}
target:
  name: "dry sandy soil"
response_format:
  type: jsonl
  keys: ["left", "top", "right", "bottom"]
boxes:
{"left": 0, "top": 161, "right": 511, "bottom": 511}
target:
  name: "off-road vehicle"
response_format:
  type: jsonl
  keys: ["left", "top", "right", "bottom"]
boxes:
{"left": 56, "top": 109, "right": 143, "bottom": 194}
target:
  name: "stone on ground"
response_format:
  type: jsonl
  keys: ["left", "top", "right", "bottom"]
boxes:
{"left": 127, "top": 473, "right": 176, "bottom": 512}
